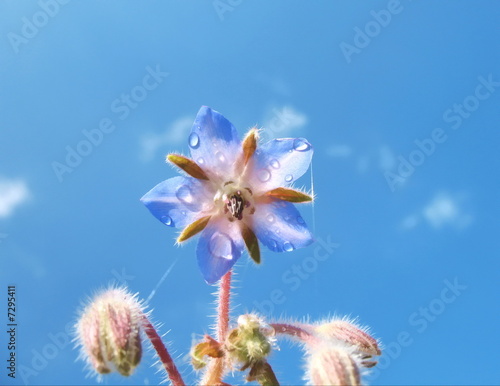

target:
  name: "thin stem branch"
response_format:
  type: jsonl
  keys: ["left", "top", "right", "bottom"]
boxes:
{"left": 201, "top": 270, "right": 232, "bottom": 385}
{"left": 141, "top": 315, "right": 185, "bottom": 386}
{"left": 270, "top": 323, "right": 318, "bottom": 345}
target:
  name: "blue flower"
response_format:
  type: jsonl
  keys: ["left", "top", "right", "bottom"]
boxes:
{"left": 141, "top": 106, "right": 314, "bottom": 284}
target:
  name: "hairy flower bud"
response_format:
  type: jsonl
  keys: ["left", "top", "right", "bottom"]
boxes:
{"left": 225, "top": 314, "right": 274, "bottom": 367}
{"left": 315, "top": 319, "right": 381, "bottom": 366}
{"left": 76, "top": 287, "right": 143, "bottom": 377}
{"left": 305, "top": 344, "right": 361, "bottom": 386}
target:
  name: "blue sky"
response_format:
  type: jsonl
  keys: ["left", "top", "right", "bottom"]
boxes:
{"left": 1, "top": 1, "right": 499, "bottom": 385}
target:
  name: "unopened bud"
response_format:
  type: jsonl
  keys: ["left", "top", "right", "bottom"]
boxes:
{"left": 225, "top": 314, "right": 274, "bottom": 367}
{"left": 76, "top": 287, "right": 143, "bottom": 377}
{"left": 306, "top": 344, "right": 361, "bottom": 386}
{"left": 315, "top": 319, "right": 381, "bottom": 360}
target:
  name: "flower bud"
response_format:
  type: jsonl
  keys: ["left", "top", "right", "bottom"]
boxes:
{"left": 76, "top": 287, "right": 143, "bottom": 377}
{"left": 225, "top": 314, "right": 274, "bottom": 367}
{"left": 305, "top": 344, "right": 361, "bottom": 386}
{"left": 315, "top": 319, "right": 381, "bottom": 361}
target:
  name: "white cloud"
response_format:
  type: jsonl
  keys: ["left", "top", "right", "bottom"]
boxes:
{"left": 400, "top": 192, "right": 473, "bottom": 231}
{"left": 327, "top": 144, "right": 352, "bottom": 157}
{"left": 261, "top": 106, "right": 308, "bottom": 141}
{"left": 140, "top": 116, "right": 193, "bottom": 162}
{"left": 379, "top": 145, "right": 396, "bottom": 170}
{"left": 401, "top": 214, "right": 420, "bottom": 230}
{"left": 423, "top": 193, "right": 472, "bottom": 229}
{"left": 0, "top": 179, "right": 29, "bottom": 218}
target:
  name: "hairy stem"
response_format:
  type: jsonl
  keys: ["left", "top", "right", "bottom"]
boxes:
{"left": 142, "top": 315, "right": 185, "bottom": 386}
{"left": 270, "top": 323, "right": 318, "bottom": 345}
{"left": 201, "top": 270, "right": 232, "bottom": 385}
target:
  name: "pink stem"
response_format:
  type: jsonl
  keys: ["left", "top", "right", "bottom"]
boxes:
{"left": 217, "top": 270, "right": 232, "bottom": 342}
{"left": 270, "top": 323, "right": 318, "bottom": 345}
{"left": 142, "top": 315, "right": 185, "bottom": 386}
{"left": 201, "top": 270, "right": 232, "bottom": 385}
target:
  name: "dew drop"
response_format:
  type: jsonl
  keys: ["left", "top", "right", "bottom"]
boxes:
{"left": 257, "top": 169, "right": 271, "bottom": 182}
{"left": 216, "top": 151, "right": 226, "bottom": 163}
{"left": 266, "top": 214, "right": 275, "bottom": 223}
{"left": 285, "top": 174, "right": 293, "bottom": 182}
{"left": 283, "top": 241, "right": 294, "bottom": 252}
{"left": 270, "top": 159, "right": 280, "bottom": 169}
{"left": 176, "top": 185, "right": 194, "bottom": 205}
{"left": 161, "top": 215, "right": 173, "bottom": 226}
{"left": 270, "top": 239, "right": 278, "bottom": 251}
{"left": 209, "top": 232, "right": 233, "bottom": 260}
{"left": 293, "top": 138, "right": 311, "bottom": 152}
{"left": 197, "top": 157, "right": 205, "bottom": 165}
{"left": 188, "top": 132, "right": 200, "bottom": 149}
{"left": 297, "top": 216, "right": 305, "bottom": 224}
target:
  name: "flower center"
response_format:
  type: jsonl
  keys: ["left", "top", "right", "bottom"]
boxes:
{"left": 216, "top": 181, "right": 255, "bottom": 221}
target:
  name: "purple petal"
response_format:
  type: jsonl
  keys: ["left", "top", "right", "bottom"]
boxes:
{"left": 249, "top": 138, "right": 313, "bottom": 192}
{"left": 197, "top": 215, "right": 244, "bottom": 284}
{"left": 188, "top": 106, "right": 241, "bottom": 177}
{"left": 141, "top": 176, "right": 213, "bottom": 228}
{"left": 250, "top": 199, "right": 313, "bottom": 252}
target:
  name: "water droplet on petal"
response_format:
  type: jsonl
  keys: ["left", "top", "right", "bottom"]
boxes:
{"left": 283, "top": 241, "right": 294, "bottom": 252}
{"left": 176, "top": 185, "right": 194, "bottom": 205}
{"left": 197, "top": 157, "right": 205, "bottom": 164}
{"left": 216, "top": 151, "right": 226, "bottom": 163}
{"left": 161, "top": 215, "right": 173, "bottom": 226}
{"left": 209, "top": 232, "right": 234, "bottom": 260}
{"left": 270, "top": 239, "right": 278, "bottom": 251}
{"left": 293, "top": 138, "right": 311, "bottom": 152}
{"left": 257, "top": 169, "right": 271, "bottom": 182}
{"left": 266, "top": 214, "right": 275, "bottom": 223}
{"left": 297, "top": 216, "right": 305, "bottom": 224}
{"left": 181, "top": 210, "right": 187, "bottom": 216}
{"left": 285, "top": 174, "right": 293, "bottom": 182}
{"left": 270, "top": 159, "right": 280, "bottom": 169}
{"left": 189, "top": 133, "right": 200, "bottom": 149}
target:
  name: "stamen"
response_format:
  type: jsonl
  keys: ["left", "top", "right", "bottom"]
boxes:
{"left": 229, "top": 194, "right": 245, "bottom": 220}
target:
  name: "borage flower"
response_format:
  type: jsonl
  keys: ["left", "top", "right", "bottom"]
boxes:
{"left": 141, "top": 106, "right": 314, "bottom": 283}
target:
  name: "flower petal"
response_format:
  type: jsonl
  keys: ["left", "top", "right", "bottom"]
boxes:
{"left": 188, "top": 106, "right": 241, "bottom": 177}
{"left": 196, "top": 215, "right": 244, "bottom": 284}
{"left": 248, "top": 138, "right": 313, "bottom": 192}
{"left": 249, "top": 199, "right": 313, "bottom": 252}
{"left": 140, "top": 176, "right": 213, "bottom": 229}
